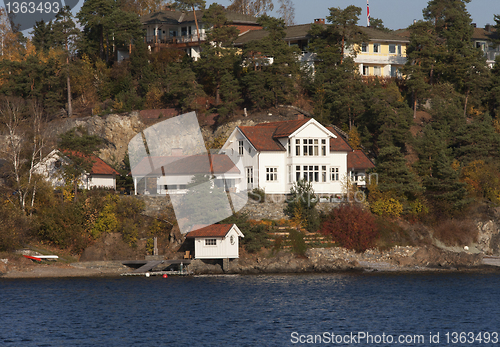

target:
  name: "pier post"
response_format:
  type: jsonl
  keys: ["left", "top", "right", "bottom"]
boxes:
{"left": 222, "top": 258, "right": 229, "bottom": 272}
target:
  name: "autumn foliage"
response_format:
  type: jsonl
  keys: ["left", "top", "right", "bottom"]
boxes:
{"left": 321, "top": 204, "right": 379, "bottom": 252}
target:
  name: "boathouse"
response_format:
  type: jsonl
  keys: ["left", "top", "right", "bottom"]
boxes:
{"left": 185, "top": 224, "right": 244, "bottom": 259}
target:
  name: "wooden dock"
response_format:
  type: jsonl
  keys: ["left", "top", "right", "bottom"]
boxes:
{"left": 483, "top": 256, "right": 500, "bottom": 267}
{"left": 121, "top": 259, "right": 192, "bottom": 276}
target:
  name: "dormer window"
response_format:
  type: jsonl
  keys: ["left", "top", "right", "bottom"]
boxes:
{"left": 362, "top": 43, "right": 368, "bottom": 52}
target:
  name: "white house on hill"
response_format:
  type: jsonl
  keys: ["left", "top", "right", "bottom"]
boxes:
{"left": 34, "top": 149, "right": 119, "bottom": 190}
{"left": 185, "top": 224, "right": 244, "bottom": 259}
{"left": 220, "top": 116, "right": 374, "bottom": 196}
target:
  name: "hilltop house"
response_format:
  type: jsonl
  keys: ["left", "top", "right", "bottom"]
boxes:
{"left": 233, "top": 21, "right": 409, "bottom": 77}
{"left": 471, "top": 24, "right": 500, "bottom": 68}
{"left": 220, "top": 116, "right": 374, "bottom": 197}
{"left": 140, "top": 8, "right": 261, "bottom": 60}
{"left": 185, "top": 224, "right": 244, "bottom": 259}
{"left": 34, "top": 149, "right": 119, "bottom": 190}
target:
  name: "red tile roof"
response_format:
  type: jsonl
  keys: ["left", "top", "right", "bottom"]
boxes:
{"left": 185, "top": 224, "right": 234, "bottom": 238}
{"left": 239, "top": 118, "right": 310, "bottom": 151}
{"left": 326, "top": 127, "right": 353, "bottom": 152}
{"left": 238, "top": 126, "right": 285, "bottom": 151}
{"left": 61, "top": 150, "right": 119, "bottom": 175}
{"left": 254, "top": 118, "right": 310, "bottom": 137}
{"left": 348, "top": 150, "right": 375, "bottom": 170}
{"left": 91, "top": 156, "right": 120, "bottom": 175}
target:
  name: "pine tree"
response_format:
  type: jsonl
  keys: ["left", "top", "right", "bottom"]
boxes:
{"left": 423, "top": 150, "right": 468, "bottom": 215}
{"left": 374, "top": 143, "right": 423, "bottom": 200}
{"left": 241, "top": 15, "right": 300, "bottom": 109}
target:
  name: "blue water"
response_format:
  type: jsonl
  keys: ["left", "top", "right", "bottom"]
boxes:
{"left": 1, "top": 273, "right": 500, "bottom": 346}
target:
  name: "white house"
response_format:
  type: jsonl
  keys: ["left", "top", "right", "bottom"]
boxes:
{"left": 34, "top": 149, "right": 119, "bottom": 190}
{"left": 220, "top": 116, "right": 374, "bottom": 197}
{"left": 185, "top": 224, "right": 244, "bottom": 259}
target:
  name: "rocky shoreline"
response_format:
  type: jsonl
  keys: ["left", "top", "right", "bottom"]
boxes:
{"left": 1, "top": 246, "right": 499, "bottom": 279}
{"left": 189, "top": 246, "right": 489, "bottom": 275}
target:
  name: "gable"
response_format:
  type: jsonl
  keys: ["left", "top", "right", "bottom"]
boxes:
{"left": 290, "top": 120, "right": 335, "bottom": 139}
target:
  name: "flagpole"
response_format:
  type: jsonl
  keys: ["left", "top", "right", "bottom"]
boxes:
{"left": 367, "top": 0, "right": 370, "bottom": 27}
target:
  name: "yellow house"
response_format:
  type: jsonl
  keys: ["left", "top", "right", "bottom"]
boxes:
{"left": 353, "top": 27, "right": 409, "bottom": 78}
{"left": 234, "top": 23, "right": 409, "bottom": 78}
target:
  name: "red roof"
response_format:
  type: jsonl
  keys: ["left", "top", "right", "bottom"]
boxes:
{"left": 238, "top": 118, "right": 311, "bottom": 151}
{"left": 91, "top": 156, "right": 120, "bottom": 175}
{"left": 254, "top": 118, "right": 310, "bottom": 137}
{"left": 348, "top": 150, "right": 375, "bottom": 170}
{"left": 185, "top": 224, "right": 234, "bottom": 238}
{"left": 238, "top": 126, "right": 285, "bottom": 151}
{"left": 61, "top": 150, "right": 119, "bottom": 175}
{"left": 326, "top": 127, "right": 353, "bottom": 152}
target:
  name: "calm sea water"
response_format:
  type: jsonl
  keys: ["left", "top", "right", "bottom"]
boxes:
{"left": 1, "top": 272, "right": 500, "bottom": 346}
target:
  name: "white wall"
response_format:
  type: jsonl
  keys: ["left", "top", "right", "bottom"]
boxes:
{"left": 194, "top": 228, "right": 241, "bottom": 259}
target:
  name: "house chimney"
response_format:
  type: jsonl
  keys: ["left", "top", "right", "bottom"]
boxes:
{"left": 172, "top": 148, "right": 183, "bottom": 156}
{"left": 314, "top": 18, "right": 325, "bottom": 24}
{"left": 472, "top": 23, "right": 477, "bottom": 28}
{"left": 297, "top": 114, "right": 304, "bottom": 120}
{"left": 486, "top": 24, "right": 491, "bottom": 32}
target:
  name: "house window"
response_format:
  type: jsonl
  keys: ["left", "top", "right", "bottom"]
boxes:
{"left": 373, "top": 66, "right": 381, "bottom": 76}
{"left": 362, "top": 43, "right": 368, "bottom": 52}
{"left": 238, "top": 141, "right": 244, "bottom": 156}
{"left": 296, "top": 139, "right": 300, "bottom": 156}
{"left": 303, "top": 165, "right": 319, "bottom": 182}
{"left": 321, "top": 139, "right": 327, "bottom": 156}
{"left": 246, "top": 167, "right": 253, "bottom": 184}
{"left": 373, "top": 43, "right": 380, "bottom": 53}
{"left": 205, "top": 238, "right": 217, "bottom": 246}
{"left": 398, "top": 45, "right": 402, "bottom": 55}
{"left": 314, "top": 139, "right": 319, "bottom": 156}
{"left": 389, "top": 44, "right": 396, "bottom": 54}
{"left": 296, "top": 165, "right": 301, "bottom": 182}
{"left": 322, "top": 166, "right": 327, "bottom": 182}
{"left": 331, "top": 167, "right": 339, "bottom": 181}
{"left": 363, "top": 65, "right": 369, "bottom": 76}
{"left": 351, "top": 171, "right": 359, "bottom": 182}
{"left": 266, "top": 167, "right": 278, "bottom": 181}
{"left": 288, "top": 139, "right": 291, "bottom": 155}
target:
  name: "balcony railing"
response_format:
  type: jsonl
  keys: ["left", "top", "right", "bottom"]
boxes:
{"left": 145, "top": 33, "right": 207, "bottom": 45}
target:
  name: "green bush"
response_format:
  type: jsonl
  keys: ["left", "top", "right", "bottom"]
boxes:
{"left": 288, "top": 229, "right": 307, "bottom": 256}
{"left": 248, "top": 188, "right": 266, "bottom": 203}
{"left": 221, "top": 213, "right": 271, "bottom": 253}
{"left": 285, "top": 180, "right": 320, "bottom": 232}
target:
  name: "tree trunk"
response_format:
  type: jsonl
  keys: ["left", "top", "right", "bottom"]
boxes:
{"left": 464, "top": 90, "right": 469, "bottom": 117}
{"left": 66, "top": 51, "right": 72, "bottom": 117}
{"left": 413, "top": 92, "right": 417, "bottom": 119}
{"left": 192, "top": 5, "right": 201, "bottom": 44}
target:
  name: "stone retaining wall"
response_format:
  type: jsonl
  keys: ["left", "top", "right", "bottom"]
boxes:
{"left": 135, "top": 195, "right": 340, "bottom": 221}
